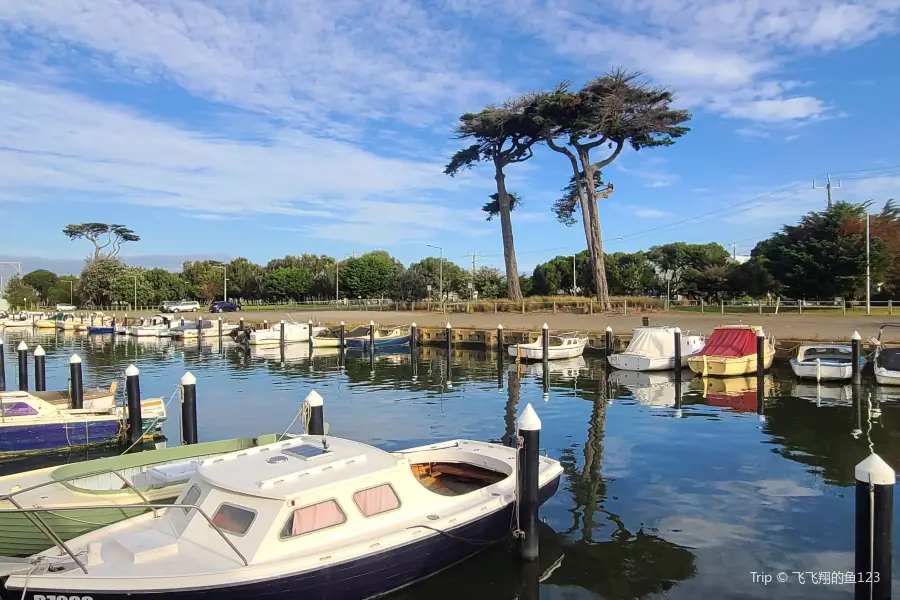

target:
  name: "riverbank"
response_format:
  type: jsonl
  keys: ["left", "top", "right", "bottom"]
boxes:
{"left": 121, "top": 309, "right": 900, "bottom": 342}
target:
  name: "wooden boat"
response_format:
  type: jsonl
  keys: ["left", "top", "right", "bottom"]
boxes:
{"left": 607, "top": 325, "right": 705, "bottom": 371}
{"left": 0, "top": 434, "right": 283, "bottom": 557}
{"left": 0, "top": 392, "right": 167, "bottom": 459}
{"left": 874, "top": 325, "right": 900, "bottom": 385}
{"left": 690, "top": 374, "right": 774, "bottom": 412}
{"left": 686, "top": 325, "right": 775, "bottom": 376}
{"left": 790, "top": 344, "right": 863, "bottom": 381}
{"left": 249, "top": 321, "right": 326, "bottom": 345}
{"left": 344, "top": 326, "right": 410, "bottom": 350}
{"left": 0, "top": 408, "right": 562, "bottom": 600}
{"left": 508, "top": 331, "right": 588, "bottom": 360}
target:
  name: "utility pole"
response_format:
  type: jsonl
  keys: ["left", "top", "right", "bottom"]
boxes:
{"left": 866, "top": 212, "right": 871, "bottom": 315}
{"left": 469, "top": 250, "right": 478, "bottom": 300}
{"left": 731, "top": 241, "right": 737, "bottom": 261}
{"left": 813, "top": 174, "right": 841, "bottom": 209}
{"left": 572, "top": 255, "right": 577, "bottom": 294}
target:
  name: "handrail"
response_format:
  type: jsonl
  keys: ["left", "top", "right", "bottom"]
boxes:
{"left": 878, "top": 323, "right": 900, "bottom": 341}
{"left": 0, "top": 503, "right": 249, "bottom": 570}
{"left": 4, "top": 495, "right": 88, "bottom": 574}
{"left": 1, "top": 468, "right": 160, "bottom": 518}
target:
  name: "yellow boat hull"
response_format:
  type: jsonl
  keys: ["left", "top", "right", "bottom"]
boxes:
{"left": 35, "top": 320, "right": 56, "bottom": 329}
{"left": 687, "top": 345, "right": 775, "bottom": 376}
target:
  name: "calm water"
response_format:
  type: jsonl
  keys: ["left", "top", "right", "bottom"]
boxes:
{"left": 2, "top": 328, "right": 899, "bottom": 599}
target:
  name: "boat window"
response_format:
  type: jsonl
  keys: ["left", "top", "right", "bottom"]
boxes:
{"left": 211, "top": 503, "right": 257, "bottom": 536}
{"left": 281, "top": 499, "right": 346, "bottom": 538}
{"left": 180, "top": 485, "right": 202, "bottom": 514}
{"left": 353, "top": 484, "right": 401, "bottom": 517}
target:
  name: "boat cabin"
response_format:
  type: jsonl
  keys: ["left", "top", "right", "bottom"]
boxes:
{"left": 796, "top": 344, "right": 853, "bottom": 364}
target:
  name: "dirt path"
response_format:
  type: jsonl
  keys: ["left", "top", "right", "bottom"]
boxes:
{"left": 125, "top": 309, "right": 900, "bottom": 342}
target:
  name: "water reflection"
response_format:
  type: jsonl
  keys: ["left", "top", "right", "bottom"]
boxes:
{"left": 0, "top": 329, "right": 897, "bottom": 598}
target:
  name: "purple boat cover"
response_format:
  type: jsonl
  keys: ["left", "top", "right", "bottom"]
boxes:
{"left": 0, "top": 402, "right": 39, "bottom": 417}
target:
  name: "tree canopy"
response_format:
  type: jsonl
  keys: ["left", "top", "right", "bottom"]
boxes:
{"left": 63, "top": 223, "right": 140, "bottom": 261}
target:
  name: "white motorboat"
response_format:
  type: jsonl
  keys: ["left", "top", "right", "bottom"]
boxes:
{"left": 874, "top": 324, "right": 900, "bottom": 385}
{"left": 127, "top": 315, "right": 176, "bottom": 337}
{"left": 608, "top": 369, "right": 694, "bottom": 408}
{"left": 0, "top": 312, "right": 32, "bottom": 328}
{"left": 249, "top": 321, "right": 327, "bottom": 345}
{"left": 178, "top": 322, "right": 239, "bottom": 339}
{"left": 0, "top": 401, "right": 563, "bottom": 600}
{"left": 508, "top": 331, "right": 588, "bottom": 360}
{"left": 607, "top": 326, "right": 705, "bottom": 372}
{"left": 790, "top": 344, "right": 863, "bottom": 381}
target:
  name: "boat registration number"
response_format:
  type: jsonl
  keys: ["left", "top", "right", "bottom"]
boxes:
{"left": 34, "top": 595, "right": 93, "bottom": 600}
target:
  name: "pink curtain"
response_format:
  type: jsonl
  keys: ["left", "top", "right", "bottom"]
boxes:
{"left": 291, "top": 500, "right": 345, "bottom": 536}
{"left": 353, "top": 485, "right": 400, "bottom": 517}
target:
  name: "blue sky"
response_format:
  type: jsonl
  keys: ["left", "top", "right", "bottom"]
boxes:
{"left": 1, "top": 0, "right": 899, "bottom": 277}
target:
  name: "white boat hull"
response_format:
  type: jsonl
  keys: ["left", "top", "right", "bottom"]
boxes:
{"left": 607, "top": 353, "right": 696, "bottom": 371}
{"left": 249, "top": 324, "right": 326, "bottom": 345}
{"left": 508, "top": 343, "right": 586, "bottom": 360}
{"left": 875, "top": 365, "right": 900, "bottom": 386}
{"left": 790, "top": 360, "right": 853, "bottom": 381}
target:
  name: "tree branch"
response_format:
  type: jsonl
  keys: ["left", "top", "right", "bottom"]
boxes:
{"left": 593, "top": 140, "right": 625, "bottom": 171}
{"left": 582, "top": 135, "right": 610, "bottom": 151}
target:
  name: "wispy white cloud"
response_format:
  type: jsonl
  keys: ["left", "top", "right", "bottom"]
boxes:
{"left": 634, "top": 207, "right": 670, "bottom": 218}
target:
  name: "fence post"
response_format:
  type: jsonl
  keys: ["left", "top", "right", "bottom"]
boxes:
{"left": 720, "top": 299, "right": 724, "bottom": 314}
{"left": 623, "top": 299, "right": 627, "bottom": 316}
{"left": 521, "top": 299, "right": 525, "bottom": 315}
{"left": 700, "top": 298, "right": 704, "bottom": 314}
{"left": 552, "top": 301, "right": 557, "bottom": 315}
{"left": 758, "top": 300, "right": 762, "bottom": 315}
{"left": 589, "top": 299, "right": 593, "bottom": 315}
{"left": 890, "top": 299, "right": 894, "bottom": 317}
{"left": 799, "top": 300, "right": 803, "bottom": 315}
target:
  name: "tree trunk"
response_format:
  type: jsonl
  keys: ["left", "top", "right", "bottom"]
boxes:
{"left": 495, "top": 163, "right": 523, "bottom": 301}
{"left": 578, "top": 149, "right": 612, "bottom": 311}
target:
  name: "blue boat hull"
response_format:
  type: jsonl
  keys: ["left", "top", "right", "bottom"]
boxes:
{"left": 0, "top": 419, "right": 122, "bottom": 457}
{"left": 344, "top": 334, "right": 411, "bottom": 350}
{"left": 4, "top": 475, "right": 561, "bottom": 600}
{"left": 87, "top": 327, "right": 114, "bottom": 335}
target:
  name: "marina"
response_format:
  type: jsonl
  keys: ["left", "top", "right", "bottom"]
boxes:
{"left": 0, "top": 322, "right": 897, "bottom": 599}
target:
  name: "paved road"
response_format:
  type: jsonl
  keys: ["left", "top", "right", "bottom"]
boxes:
{"left": 122, "top": 308, "right": 900, "bottom": 342}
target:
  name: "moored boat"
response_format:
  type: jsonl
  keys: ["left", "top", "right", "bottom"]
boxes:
{"left": 872, "top": 324, "right": 900, "bottom": 385}
{"left": 790, "top": 344, "right": 862, "bottom": 381}
{"left": 686, "top": 325, "right": 775, "bottom": 376}
{"left": 607, "top": 325, "right": 705, "bottom": 371}
{"left": 311, "top": 325, "right": 370, "bottom": 347}
{"left": 0, "top": 391, "right": 167, "bottom": 459}
{"left": 508, "top": 331, "right": 588, "bottom": 360}
{"left": 127, "top": 315, "right": 176, "bottom": 337}
{"left": 0, "top": 434, "right": 284, "bottom": 557}
{"left": 344, "top": 325, "right": 411, "bottom": 350}
{"left": 87, "top": 326, "right": 115, "bottom": 335}
{"left": 0, "top": 404, "right": 562, "bottom": 600}
{"left": 249, "top": 321, "right": 326, "bottom": 345}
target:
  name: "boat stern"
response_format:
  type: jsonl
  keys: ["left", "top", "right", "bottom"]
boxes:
{"left": 607, "top": 353, "right": 654, "bottom": 371}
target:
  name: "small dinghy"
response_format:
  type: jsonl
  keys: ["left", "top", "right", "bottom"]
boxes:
{"left": 0, "top": 434, "right": 283, "bottom": 557}
{"left": 0, "top": 400, "right": 562, "bottom": 600}
{"left": 87, "top": 326, "right": 115, "bottom": 335}
{"left": 508, "top": 331, "right": 588, "bottom": 361}
{"left": 874, "top": 324, "right": 900, "bottom": 386}
{"left": 607, "top": 325, "right": 704, "bottom": 371}
{"left": 344, "top": 325, "right": 411, "bottom": 350}
{"left": 790, "top": 344, "right": 862, "bottom": 381}
{"left": 687, "top": 325, "right": 775, "bottom": 376}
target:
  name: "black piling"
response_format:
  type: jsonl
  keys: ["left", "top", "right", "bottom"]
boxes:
{"left": 263, "top": 319, "right": 268, "bottom": 329}
{"left": 446, "top": 322, "right": 453, "bottom": 389}
{"left": 642, "top": 316, "right": 650, "bottom": 326}
{"left": 111, "top": 314, "right": 117, "bottom": 338}
{"left": 756, "top": 330, "right": 765, "bottom": 418}
{"left": 125, "top": 364, "right": 143, "bottom": 447}
{"left": 90, "top": 314, "right": 95, "bottom": 326}
{"left": 517, "top": 403, "right": 542, "bottom": 561}
{"left": 605, "top": 326, "right": 613, "bottom": 355}
{"left": 180, "top": 317, "right": 185, "bottom": 327}
{"left": 279, "top": 319, "right": 286, "bottom": 348}
{"left": 410, "top": 322, "right": 418, "bottom": 355}
{"left": 497, "top": 323, "right": 504, "bottom": 353}
{"left": 33, "top": 345, "right": 46, "bottom": 392}
{"left": 238, "top": 317, "right": 245, "bottom": 332}
{"left": 0, "top": 338, "right": 5, "bottom": 392}
{"left": 181, "top": 372, "right": 198, "bottom": 445}
{"left": 308, "top": 319, "right": 315, "bottom": 352}
{"left": 446, "top": 322, "right": 453, "bottom": 352}
{"left": 306, "top": 390, "right": 325, "bottom": 436}
{"left": 217, "top": 317, "right": 223, "bottom": 341}
{"left": 854, "top": 454, "right": 894, "bottom": 600}
{"left": 69, "top": 354, "right": 83, "bottom": 409}
{"left": 339, "top": 321, "right": 345, "bottom": 350}
{"left": 369, "top": 320, "right": 376, "bottom": 352}
{"left": 852, "top": 330, "right": 862, "bottom": 385}
{"left": 497, "top": 324, "right": 504, "bottom": 389}
{"left": 17, "top": 341, "right": 28, "bottom": 391}
{"left": 123, "top": 313, "right": 128, "bottom": 327}
{"left": 542, "top": 323, "right": 550, "bottom": 401}
{"left": 673, "top": 327, "right": 682, "bottom": 375}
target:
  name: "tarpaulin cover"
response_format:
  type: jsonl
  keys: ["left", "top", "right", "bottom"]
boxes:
{"left": 622, "top": 327, "right": 677, "bottom": 358}
{"left": 697, "top": 327, "right": 758, "bottom": 357}
{"left": 877, "top": 348, "right": 900, "bottom": 372}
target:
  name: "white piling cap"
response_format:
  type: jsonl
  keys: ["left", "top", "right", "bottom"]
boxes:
{"left": 543, "top": 322, "right": 549, "bottom": 330}
{"left": 69, "top": 354, "right": 82, "bottom": 364}
{"left": 446, "top": 322, "right": 452, "bottom": 328}
{"left": 17, "top": 341, "right": 27, "bottom": 351}
{"left": 518, "top": 403, "right": 542, "bottom": 431}
{"left": 340, "top": 321, "right": 345, "bottom": 325}
{"left": 674, "top": 327, "right": 681, "bottom": 334}
{"left": 0, "top": 338, "right": 3, "bottom": 345}
{"left": 280, "top": 319, "right": 286, "bottom": 324}
{"left": 304, "top": 389, "right": 324, "bottom": 407}
{"left": 181, "top": 371, "right": 197, "bottom": 386}
{"left": 125, "top": 364, "right": 139, "bottom": 377}
{"left": 33, "top": 345, "right": 45, "bottom": 357}
{"left": 309, "top": 319, "right": 313, "bottom": 324}
{"left": 217, "top": 316, "right": 221, "bottom": 321}
{"left": 855, "top": 453, "right": 896, "bottom": 485}
{"left": 758, "top": 414, "right": 767, "bottom": 423}
{"left": 370, "top": 320, "right": 375, "bottom": 326}
{"left": 852, "top": 330, "right": 861, "bottom": 341}
{"left": 497, "top": 324, "right": 503, "bottom": 329}
{"left": 756, "top": 329, "right": 765, "bottom": 337}
{"left": 411, "top": 322, "right": 417, "bottom": 327}
{"left": 239, "top": 316, "right": 244, "bottom": 320}
{"left": 606, "top": 326, "right": 612, "bottom": 332}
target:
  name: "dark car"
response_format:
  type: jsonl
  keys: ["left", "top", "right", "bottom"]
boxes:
{"left": 210, "top": 300, "right": 241, "bottom": 313}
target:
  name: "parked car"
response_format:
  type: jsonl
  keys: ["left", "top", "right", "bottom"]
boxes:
{"left": 159, "top": 301, "right": 178, "bottom": 312}
{"left": 166, "top": 300, "right": 200, "bottom": 313}
{"left": 209, "top": 301, "right": 241, "bottom": 313}
{"left": 55, "top": 303, "right": 76, "bottom": 311}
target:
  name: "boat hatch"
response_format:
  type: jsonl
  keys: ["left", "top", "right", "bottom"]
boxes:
{"left": 410, "top": 462, "right": 505, "bottom": 496}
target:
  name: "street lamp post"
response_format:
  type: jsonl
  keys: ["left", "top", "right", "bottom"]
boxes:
{"left": 572, "top": 255, "right": 577, "bottom": 295}
{"left": 65, "top": 280, "right": 73, "bottom": 305}
{"left": 335, "top": 260, "right": 340, "bottom": 302}
{"left": 131, "top": 276, "right": 138, "bottom": 310}
{"left": 866, "top": 213, "right": 871, "bottom": 315}
{"left": 215, "top": 265, "right": 227, "bottom": 302}
{"left": 426, "top": 244, "right": 443, "bottom": 311}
